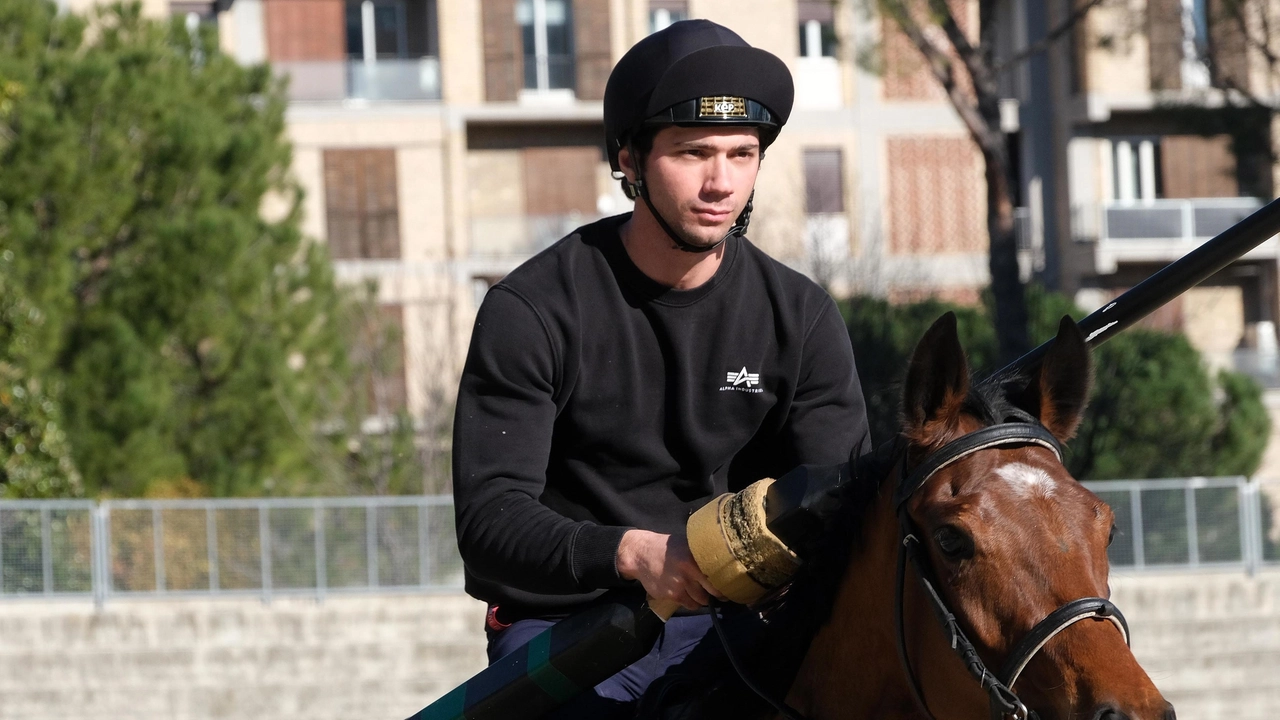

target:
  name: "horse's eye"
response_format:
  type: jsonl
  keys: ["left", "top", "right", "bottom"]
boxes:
{"left": 934, "top": 526, "right": 973, "bottom": 560}
{"left": 1107, "top": 524, "right": 1117, "bottom": 547}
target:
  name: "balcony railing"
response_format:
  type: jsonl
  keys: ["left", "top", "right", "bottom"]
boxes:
{"left": 1078, "top": 197, "right": 1264, "bottom": 243}
{"left": 469, "top": 213, "right": 603, "bottom": 258}
{"left": 275, "top": 58, "right": 442, "bottom": 103}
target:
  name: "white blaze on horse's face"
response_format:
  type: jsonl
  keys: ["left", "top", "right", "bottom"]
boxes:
{"left": 994, "top": 461, "right": 1059, "bottom": 499}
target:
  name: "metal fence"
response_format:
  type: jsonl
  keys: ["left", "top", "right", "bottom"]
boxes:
{"left": 1, "top": 479, "right": 1277, "bottom": 604}
{"left": 0, "top": 496, "right": 462, "bottom": 605}
{"left": 1083, "top": 477, "right": 1279, "bottom": 573}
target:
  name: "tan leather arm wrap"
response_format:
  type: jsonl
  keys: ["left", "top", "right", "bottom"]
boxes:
{"left": 685, "top": 478, "right": 800, "bottom": 605}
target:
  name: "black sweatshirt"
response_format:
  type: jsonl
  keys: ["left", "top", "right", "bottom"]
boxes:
{"left": 452, "top": 214, "right": 871, "bottom": 617}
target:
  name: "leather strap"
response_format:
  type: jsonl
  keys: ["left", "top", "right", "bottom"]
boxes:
{"left": 998, "top": 597, "right": 1130, "bottom": 690}
{"left": 893, "top": 423, "right": 1062, "bottom": 512}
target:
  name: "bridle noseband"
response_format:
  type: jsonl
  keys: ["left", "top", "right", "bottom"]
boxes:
{"left": 893, "top": 419, "right": 1130, "bottom": 720}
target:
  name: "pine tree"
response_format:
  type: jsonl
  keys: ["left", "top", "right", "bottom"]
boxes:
{"left": 0, "top": 1, "right": 376, "bottom": 496}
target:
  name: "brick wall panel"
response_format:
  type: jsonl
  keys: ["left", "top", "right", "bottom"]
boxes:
{"left": 574, "top": 0, "right": 611, "bottom": 101}
{"left": 482, "top": 0, "right": 521, "bottom": 101}
{"left": 1148, "top": 0, "right": 1184, "bottom": 91}
{"left": 886, "top": 136, "right": 986, "bottom": 255}
{"left": 1208, "top": 0, "right": 1249, "bottom": 91}
{"left": 882, "top": 0, "right": 974, "bottom": 101}
{"left": 264, "top": 0, "right": 346, "bottom": 62}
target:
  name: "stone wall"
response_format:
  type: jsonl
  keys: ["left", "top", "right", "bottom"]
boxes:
{"left": 0, "top": 594, "right": 488, "bottom": 720}
{"left": 1, "top": 572, "right": 1277, "bottom": 719}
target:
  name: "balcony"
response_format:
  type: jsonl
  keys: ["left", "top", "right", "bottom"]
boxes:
{"left": 469, "top": 213, "right": 602, "bottom": 259}
{"left": 1074, "top": 198, "right": 1278, "bottom": 274}
{"left": 276, "top": 58, "right": 441, "bottom": 103}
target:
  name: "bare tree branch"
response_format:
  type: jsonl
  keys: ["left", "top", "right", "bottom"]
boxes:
{"left": 926, "top": 0, "right": 992, "bottom": 92}
{"left": 994, "top": 0, "right": 1108, "bottom": 74}
{"left": 882, "top": 2, "right": 999, "bottom": 153}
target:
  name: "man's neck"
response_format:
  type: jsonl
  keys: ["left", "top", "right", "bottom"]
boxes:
{"left": 619, "top": 211, "right": 726, "bottom": 290}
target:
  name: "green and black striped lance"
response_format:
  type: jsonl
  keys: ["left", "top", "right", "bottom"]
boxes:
{"left": 408, "top": 599, "right": 665, "bottom": 720}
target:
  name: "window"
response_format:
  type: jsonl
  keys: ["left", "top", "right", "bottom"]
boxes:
{"left": 339, "top": 0, "right": 440, "bottom": 100}
{"left": 804, "top": 149, "right": 848, "bottom": 266}
{"left": 517, "top": 0, "right": 575, "bottom": 91}
{"left": 1108, "top": 138, "right": 1161, "bottom": 203}
{"left": 345, "top": 0, "right": 439, "bottom": 60}
{"left": 798, "top": 0, "right": 837, "bottom": 58}
{"left": 804, "top": 149, "right": 845, "bottom": 214}
{"left": 324, "top": 149, "right": 402, "bottom": 259}
{"left": 649, "top": 0, "right": 688, "bottom": 34}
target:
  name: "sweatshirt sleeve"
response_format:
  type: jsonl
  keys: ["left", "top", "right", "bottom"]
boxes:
{"left": 452, "top": 286, "right": 631, "bottom": 595}
{"left": 782, "top": 296, "right": 873, "bottom": 466}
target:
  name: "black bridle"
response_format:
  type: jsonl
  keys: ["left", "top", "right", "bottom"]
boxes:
{"left": 892, "top": 420, "right": 1131, "bottom": 720}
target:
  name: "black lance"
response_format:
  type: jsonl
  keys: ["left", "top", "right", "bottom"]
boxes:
{"left": 406, "top": 195, "right": 1280, "bottom": 720}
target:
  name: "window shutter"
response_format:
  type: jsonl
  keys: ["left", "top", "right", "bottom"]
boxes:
{"left": 1160, "top": 135, "right": 1238, "bottom": 199}
{"left": 482, "top": 0, "right": 521, "bottom": 101}
{"left": 523, "top": 146, "right": 601, "bottom": 215}
{"left": 324, "top": 149, "right": 402, "bottom": 259}
{"left": 804, "top": 149, "right": 845, "bottom": 214}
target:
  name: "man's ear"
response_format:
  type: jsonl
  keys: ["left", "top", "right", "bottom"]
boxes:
{"left": 617, "top": 146, "right": 638, "bottom": 184}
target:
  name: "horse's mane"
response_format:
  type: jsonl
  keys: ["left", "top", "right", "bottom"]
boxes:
{"left": 772, "top": 377, "right": 1018, "bottom": 633}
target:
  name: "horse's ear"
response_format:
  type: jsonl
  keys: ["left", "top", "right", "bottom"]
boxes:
{"left": 902, "top": 312, "right": 971, "bottom": 448}
{"left": 1023, "top": 316, "right": 1093, "bottom": 442}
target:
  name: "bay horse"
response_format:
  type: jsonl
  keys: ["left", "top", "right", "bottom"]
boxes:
{"left": 645, "top": 313, "right": 1173, "bottom": 720}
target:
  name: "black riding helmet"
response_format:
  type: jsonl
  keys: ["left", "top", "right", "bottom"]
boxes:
{"left": 603, "top": 20, "right": 794, "bottom": 253}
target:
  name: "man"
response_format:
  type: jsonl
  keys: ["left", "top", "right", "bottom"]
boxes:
{"left": 452, "top": 19, "right": 871, "bottom": 716}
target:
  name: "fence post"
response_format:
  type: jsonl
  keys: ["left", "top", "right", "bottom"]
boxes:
{"left": 1185, "top": 485, "right": 1199, "bottom": 566}
{"left": 1243, "top": 480, "right": 1261, "bottom": 577}
{"left": 41, "top": 506, "right": 52, "bottom": 595}
{"left": 91, "top": 505, "right": 106, "bottom": 609}
{"left": 0, "top": 507, "right": 5, "bottom": 597}
{"left": 207, "top": 506, "right": 219, "bottom": 592}
{"left": 418, "top": 501, "right": 430, "bottom": 589}
{"left": 1131, "top": 488, "right": 1145, "bottom": 570}
{"left": 260, "top": 504, "right": 272, "bottom": 604}
{"left": 366, "top": 504, "right": 378, "bottom": 589}
{"left": 153, "top": 507, "right": 165, "bottom": 593}
{"left": 101, "top": 504, "right": 113, "bottom": 602}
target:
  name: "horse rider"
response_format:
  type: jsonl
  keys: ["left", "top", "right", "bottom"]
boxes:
{"left": 452, "top": 19, "right": 872, "bottom": 718}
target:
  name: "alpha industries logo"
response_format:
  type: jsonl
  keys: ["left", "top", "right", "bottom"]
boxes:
{"left": 719, "top": 366, "right": 763, "bottom": 394}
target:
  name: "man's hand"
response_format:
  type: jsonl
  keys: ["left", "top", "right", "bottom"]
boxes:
{"left": 615, "top": 529, "right": 726, "bottom": 612}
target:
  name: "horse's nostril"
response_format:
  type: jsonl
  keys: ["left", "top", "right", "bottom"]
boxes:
{"left": 1162, "top": 702, "right": 1177, "bottom": 720}
{"left": 1092, "top": 707, "right": 1128, "bottom": 720}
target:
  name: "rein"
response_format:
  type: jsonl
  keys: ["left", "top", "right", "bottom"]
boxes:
{"left": 892, "top": 420, "right": 1130, "bottom": 720}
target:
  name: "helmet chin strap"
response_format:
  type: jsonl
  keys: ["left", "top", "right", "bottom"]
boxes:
{"left": 626, "top": 152, "right": 754, "bottom": 254}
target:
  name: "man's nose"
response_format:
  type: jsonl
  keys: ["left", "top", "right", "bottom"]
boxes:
{"left": 703, "top": 155, "right": 735, "bottom": 195}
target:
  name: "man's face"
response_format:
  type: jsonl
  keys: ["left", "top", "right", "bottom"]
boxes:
{"left": 624, "top": 125, "right": 762, "bottom": 248}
